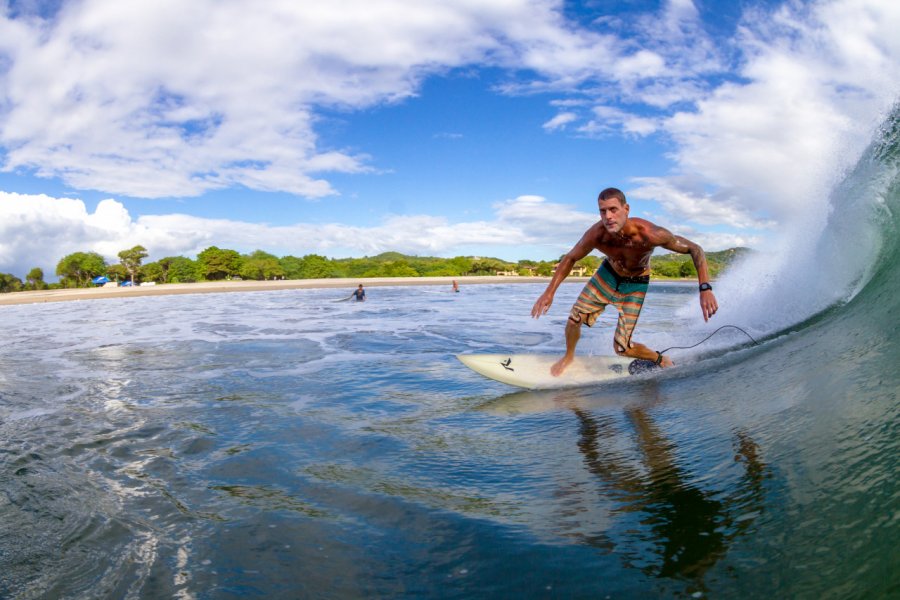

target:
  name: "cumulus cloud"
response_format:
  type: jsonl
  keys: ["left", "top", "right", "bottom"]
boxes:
{"left": 493, "top": 194, "right": 595, "bottom": 236}
{"left": 531, "top": 0, "right": 900, "bottom": 235}
{"left": 653, "top": 1, "right": 900, "bottom": 224}
{"left": 142, "top": 212, "right": 532, "bottom": 258}
{"left": 0, "top": 191, "right": 589, "bottom": 278}
{"left": 0, "top": 188, "right": 766, "bottom": 279}
{"left": 0, "top": 0, "right": 667, "bottom": 199}
{"left": 628, "top": 177, "right": 776, "bottom": 230}
{"left": 1, "top": 0, "right": 899, "bottom": 279}
{"left": 0, "top": 192, "right": 180, "bottom": 277}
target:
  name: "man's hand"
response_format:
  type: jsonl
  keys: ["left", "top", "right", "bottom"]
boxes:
{"left": 700, "top": 290, "right": 718, "bottom": 322}
{"left": 532, "top": 291, "right": 554, "bottom": 319}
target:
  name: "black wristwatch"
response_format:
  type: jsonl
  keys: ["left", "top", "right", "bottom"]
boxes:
{"left": 699, "top": 282, "right": 713, "bottom": 292}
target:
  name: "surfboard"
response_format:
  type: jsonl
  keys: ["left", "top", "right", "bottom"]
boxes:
{"left": 457, "top": 353, "right": 657, "bottom": 389}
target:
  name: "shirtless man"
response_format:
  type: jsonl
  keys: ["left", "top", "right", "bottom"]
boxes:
{"left": 531, "top": 187, "right": 718, "bottom": 375}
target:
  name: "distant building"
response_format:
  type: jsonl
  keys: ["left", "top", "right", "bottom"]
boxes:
{"left": 495, "top": 270, "right": 519, "bottom": 276}
{"left": 552, "top": 263, "right": 588, "bottom": 277}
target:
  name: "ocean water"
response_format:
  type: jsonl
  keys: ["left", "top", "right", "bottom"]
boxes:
{"left": 2, "top": 116, "right": 899, "bottom": 598}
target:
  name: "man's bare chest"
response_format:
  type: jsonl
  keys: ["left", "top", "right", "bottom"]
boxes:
{"left": 594, "top": 237, "right": 654, "bottom": 275}
{"left": 595, "top": 235, "right": 654, "bottom": 256}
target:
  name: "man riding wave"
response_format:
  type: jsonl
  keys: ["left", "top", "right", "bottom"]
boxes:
{"left": 531, "top": 187, "right": 718, "bottom": 376}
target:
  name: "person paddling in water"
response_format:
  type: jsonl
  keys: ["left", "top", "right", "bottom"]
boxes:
{"left": 351, "top": 284, "right": 366, "bottom": 302}
{"left": 531, "top": 187, "right": 718, "bottom": 376}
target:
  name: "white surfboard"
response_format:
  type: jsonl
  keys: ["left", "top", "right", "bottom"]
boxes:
{"left": 457, "top": 353, "right": 651, "bottom": 390}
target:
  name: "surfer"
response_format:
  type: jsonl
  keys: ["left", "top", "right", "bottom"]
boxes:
{"left": 531, "top": 187, "right": 718, "bottom": 375}
{"left": 452, "top": 280, "right": 459, "bottom": 293}
{"left": 351, "top": 284, "right": 366, "bottom": 302}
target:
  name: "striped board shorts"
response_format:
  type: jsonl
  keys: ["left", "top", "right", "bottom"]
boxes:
{"left": 569, "top": 260, "right": 650, "bottom": 353}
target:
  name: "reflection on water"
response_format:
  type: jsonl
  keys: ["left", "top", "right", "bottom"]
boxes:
{"left": 480, "top": 376, "right": 771, "bottom": 593}
{"left": 0, "top": 282, "right": 896, "bottom": 598}
{"left": 571, "top": 403, "right": 767, "bottom": 587}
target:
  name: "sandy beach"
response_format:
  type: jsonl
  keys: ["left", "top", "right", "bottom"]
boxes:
{"left": 0, "top": 275, "right": 563, "bottom": 306}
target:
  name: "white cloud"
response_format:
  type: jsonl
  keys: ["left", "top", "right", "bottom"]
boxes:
{"left": 659, "top": 0, "right": 900, "bottom": 224}
{"left": 0, "top": 187, "right": 765, "bottom": 280}
{"left": 541, "top": 0, "right": 729, "bottom": 136}
{"left": 542, "top": 112, "right": 578, "bottom": 131}
{"left": 0, "top": 191, "right": 593, "bottom": 278}
{"left": 0, "top": 192, "right": 180, "bottom": 277}
{"left": 538, "top": 0, "right": 900, "bottom": 227}
{"left": 493, "top": 194, "right": 596, "bottom": 239}
{"left": 528, "top": 0, "right": 900, "bottom": 239}
{"left": 1, "top": 0, "right": 899, "bottom": 283}
{"left": 656, "top": 224, "right": 764, "bottom": 255}
{"left": 0, "top": 0, "right": 667, "bottom": 199}
{"left": 628, "top": 177, "right": 776, "bottom": 230}
{"left": 578, "top": 105, "right": 660, "bottom": 137}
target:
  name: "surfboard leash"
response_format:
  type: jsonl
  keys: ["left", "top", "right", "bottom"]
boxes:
{"left": 658, "top": 324, "right": 760, "bottom": 356}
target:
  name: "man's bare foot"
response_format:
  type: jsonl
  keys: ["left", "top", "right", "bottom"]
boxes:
{"left": 659, "top": 354, "right": 675, "bottom": 368}
{"left": 550, "top": 355, "right": 574, "bottom": 376}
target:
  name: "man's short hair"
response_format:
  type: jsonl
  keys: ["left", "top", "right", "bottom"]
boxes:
{"left": 598, "top": 187, "right": 627, "bottom": 205}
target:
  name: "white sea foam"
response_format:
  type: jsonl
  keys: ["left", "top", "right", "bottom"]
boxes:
{"left": 707, "top": 111, "right": 897, "bottom": 336}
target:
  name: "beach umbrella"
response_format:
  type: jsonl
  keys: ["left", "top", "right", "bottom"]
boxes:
{"left": 92, "top": 276, "right": 110, "bottom": 285}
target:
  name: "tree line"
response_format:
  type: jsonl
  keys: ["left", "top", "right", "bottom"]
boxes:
{"left": 0, "top": 245, "right": 751, "bottom": 293}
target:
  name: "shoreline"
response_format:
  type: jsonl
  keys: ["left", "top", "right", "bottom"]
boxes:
{"left": 0, "top": 275, "right": 698, "bottom": 307}
{"left": 0, "top": 276, "right": 556, "bottom": 307}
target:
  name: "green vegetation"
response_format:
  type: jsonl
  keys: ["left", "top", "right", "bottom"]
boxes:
{"left": 25, "top": 267, "right": 47, "bottom": 290}
{"left": 55, "top": 251, "right": 107, "bottom": 288}
{"left": 0, "top": 272, "right": 24, "bottom": 293}
{"left": 118, "top": 245, "right": 148, "bottom": 286}
{"left": 650, "top": 247, "right": 752, "bottom": 279}
{"left": 0, "top": 246, "right": 752, "bottom": 293}
{"left": 197, "top": 246, "right": 243, "bottom": 280}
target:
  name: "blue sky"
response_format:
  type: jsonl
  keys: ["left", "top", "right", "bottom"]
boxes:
{"left": 0, "top": 0, "right": 898, "bottom": 278}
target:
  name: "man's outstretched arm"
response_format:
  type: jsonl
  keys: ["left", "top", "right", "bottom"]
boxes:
{"left": 659, "top": 231, "right": 719, "bottom": 322}
{"left": 532, "top": 229, "right": 597, "bottom": 319}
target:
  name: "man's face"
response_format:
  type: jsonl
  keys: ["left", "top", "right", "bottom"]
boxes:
{"left": 599, "top": 198, "right": 629, "bottom": 234}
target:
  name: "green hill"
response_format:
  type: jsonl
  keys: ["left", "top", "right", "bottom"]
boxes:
{"left": 650, "top": 247, "right": 752, "bottom": 279}
{"left": 5, "top": 246, "right": 754, "bottom": 293}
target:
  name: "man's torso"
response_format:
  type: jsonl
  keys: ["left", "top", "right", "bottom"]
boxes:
{"left": 590, "top": 218, "right": 659, "bottom": 277}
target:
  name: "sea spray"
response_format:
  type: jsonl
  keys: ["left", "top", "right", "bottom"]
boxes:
{"left": 690, "top": 102, "right": 900, "bottom": 337}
